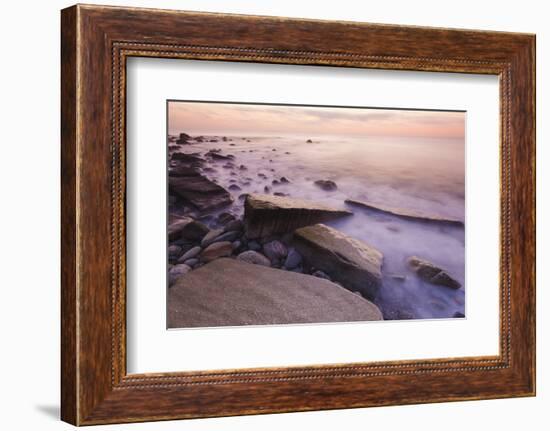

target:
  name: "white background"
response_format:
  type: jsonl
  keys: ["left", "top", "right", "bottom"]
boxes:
{"left": 0, "top": 0, "right": 547, "bottom": 430}
{"left": 127, "top": 59, "right": 499, "bottom": 373}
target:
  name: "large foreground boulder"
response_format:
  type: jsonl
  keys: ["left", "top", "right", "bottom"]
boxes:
{"left": 244, "top": 194, "right": 352, "bottom": 239}
{"left": 168, "top": 258, "right": 382, "bottom": 328}
{"left": 293, "top": 224, "right": 383, "bottom": 300}
{"left": 169, "top": 175, "right": 233, "bottom": 211}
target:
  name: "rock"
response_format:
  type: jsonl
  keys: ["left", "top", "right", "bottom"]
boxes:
{"left": 201, "top": 228, "right": 225, "bottom": 247}
{"left": 222, "top": 163, "right": 234, "bottom": 169}
{"left": 200, "top": 241, "right": 233, "bottom": 262}
{"left": 314, "top": 179, "right": 337, "bottom": 191}
{"left": 264, "top": 186, "right": 271, "bottom": 193}
{"left": 207, "top": 151, "right": 234, "bottom": 160}
{"left": 306, "top": 139, "right": 313, "bottom": 143}
{"left": 171, "top": 152, "right": 204, "bottom": 164}
{"left": 169, "top": 174, "right": 233, "bottom": 211}
{"left": 231, "top": 240, "right": 241, "bottom": 250}
{"left": 244, "top": 194, "right": 352, "bottom": 239}
{"left": 248, "top": 240, "right": 261, "bottom": 251}
{"left": 209, "top": 230, "right": 241, "bottom": 244}
{"left": 178, "top": 246, "right": 202, "bottom": 263}
{"left": 239, "top": 165, "right": 248, "bottom": 170}
{"left": 168, "top": 259, "right": 383, "bottom": 327}
{"left": 280, "top": 177, "right": 290, "bottom": 183}
{"left": 407, "top": 256, "right": 462, "bottom": 289}
{"left": 389, "top": 274, "right": 406, "bottom": 282}
{"left": 168, "top": 244, "right": 182, "bottom": 259}
{"left": 237, "top": 250, "right": 271, "bottom": 267}
{"left": 283, "top": 248, "right": 302, "bottom": 269}
{"left": 274, "top": 192, "right": 288, "bottom": 197}
{"left": 258, "top": 173, "right": 267, "bottom": 179}
{"left": 167, "top": 217, "right": 193, "bottom": 241}
{"left": 168, "top": 264, "right": 191, "bottom": 286}
{"left": 223, "top": 219, "right": 243, "bottom": 232}
{"left": 183, "top": 258, "right": 199, "bottom": 267}
{"left": 217, "top": 212, "right": 236, "bottom": 225}
{"left": 272, "top": 180, "right": 280, "bottom": 186}
{"left": 453, "top": 311, "right": 465, "bottom": 318}
{"left": 180, "top": 221, "right": 209, "bottom": 241}
{"left": 176, "top": 132, "right": 191, "bottom": 144}
{"left": 169, "top": 165, "right": 201, "bottom": 177}
{"left": 228, "top": 184, "right": 241, "bottom": 191}
{"left": 262, "top": 240, "right": 288, "bottom": 263}
{"left": 293, "top": 224, "right": 383, "bottom": 300}
{"left": 345, "top": 199, "right": 464, "bottom": 227}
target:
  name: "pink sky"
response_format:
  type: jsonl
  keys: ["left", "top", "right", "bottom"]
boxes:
{"left": 168, "top": 101, "right": 465, "bottom": 139}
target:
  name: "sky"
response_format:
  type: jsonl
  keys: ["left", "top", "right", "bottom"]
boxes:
{"left": 168, "top": 101, "right": 465, "bottom": 139}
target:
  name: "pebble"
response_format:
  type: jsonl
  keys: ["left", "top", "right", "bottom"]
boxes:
{"left": 314, "top": 179, "right": 337, "bottom": 191}
{"left": 283, "top": 248, "right": 302, "bottom": 269}
{"left": 201, "top": 228, "right": 224, "bottom": 247}
{"left": 236, "top": 250, "right": 271, "bottom": 267}
{"left": 181, "top": 221, "right": 209, "bottom": 241}
{"left": 262, "top": 240, "right": 288, "bottom": 263}
{"left": 217, "top": 212, "right": 236, "bottom": 225}
{"left": 223, "top": 219, "right": 243, "bottom": 232}
{"left": 231, "top": 240, "right": 241, "bottom": 250}
{"left": 312, "top": 270, "right": 331, "bottom": 281}
{"left": 183, "top": 258, "right": 199, "bottom": 267}
{"left": 168, "top": 264, "right": 191, "bottom": 286}
{"left": 200, "top": 241, "right": 233, "bottom": 262}
{"left": 228, "top": 184, "right": 242, "bottom": 191}
{"left": 178, "top": 246, "right": 201, "bottom": 263}
{"left": 248, "top": 240, "right": 261, "bottom": 251}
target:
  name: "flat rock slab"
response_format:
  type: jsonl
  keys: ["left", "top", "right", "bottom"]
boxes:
{"left": 169, "top": 175, "right": 233, "bottom": 211}
{"left": 345, "top": 199, "right": 464, "bottom": 227}
{"left": 168, "top": 258, "right": 382, "bottom": 328}
{"left": 293, "top": 224, "right": 383, "bottom": 300}
{"left": 244, "top": 193, "right": 352, "bottom": 239}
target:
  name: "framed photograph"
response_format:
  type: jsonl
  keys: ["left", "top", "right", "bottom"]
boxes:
{"left": 61, "top": 4, "right": 536, "bottom": 425}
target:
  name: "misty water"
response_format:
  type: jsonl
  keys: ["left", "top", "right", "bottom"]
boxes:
{"left": 170, "top": 134, "right": 465, "bottom": 320}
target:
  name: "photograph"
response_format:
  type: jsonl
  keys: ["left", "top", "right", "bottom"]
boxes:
{"left": 166, "top": 101, "right": 466, "bottom": 328}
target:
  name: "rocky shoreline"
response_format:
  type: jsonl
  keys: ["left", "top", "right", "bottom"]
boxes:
{"left": 167, "top": 132, "right": 465, "bottom": 324}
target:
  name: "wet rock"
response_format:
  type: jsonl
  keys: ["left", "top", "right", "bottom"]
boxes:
{"left": 171, "top": 152, "right": 204, "bottom": 164}
{"left": 178, "top": 246, "right": 202, "bottom": 263}
{"left": 258, "top": 173, "right": 267, "bottom": 179}
{"left": 244, "top": 194, "right": 352, "bottom": 239}
{"left": 280, "top": 177, "right": 290, "bottom": 183}
{"left": 169, "top": 175, "right": 233, "bottom": 211}
{"left": 168, "top": 245, "right": 183, "bottom": 260}
{"left": 389, "top": 274, "right": 406, "bottom": 282}
{"left": 222, "top": 163, "right": 234, "bottom": 169}
{"left": 176, "top": 132, "right": 191, "bottom": 145}
{"left": 239, "top": 165, "right": 248, "bottom": 170}
{"left": 180, "top": 220, "right": 209, "bottom": 241}
{"left": 293, "top": 224, "right": 383, "bottom": 300}
{"left": 210, "top": 230, "right": 241, "bottom": 244}
{"left": 231, "top": 240, "right": 241, "bottom": 250}
{"left": 346, "top": 199, "right": 464, "bottom": 227}
{"left": 273, "top": 192, "right": 288, "bottom": 197}
{"left": 200, "top": 241, "right": 233, "bottom": 263}
{"left": 206, "top": 151, "right": 234, "bottom": 160}
{"left": 238, "top": 194, "right": 248, "bottom": 201}
{"left": 407, "top": 256, "right": 461, "bottom": 289}
{"left": 168, "top": 264, "right": 191, "bottom": 286}
{"left": 306, "top": 139, "right": 313, "bottom": 143}
{"left": 169, "top": 165, "right": 201, "bottom": 177}
{"left": 283, "top": 248, "right": 302, "bottom": 269}
{"left": 228, "top": 184, "right": 242, "bottom": 191}
{"left": 453, "top": 311, "right": 465, "bottom": 318}
{"left": 237, "top": 250, "right": 271, "bottom": 267}
{"left": 201, "top": 228, "right": 225, "bottom": 248}
{"left": 264, "top": 186, "right": 271, "bottom": 193}
{"left": 272, "top": 180, "right": 280, "bottom": 186}
{"left": 168, "top": 259, "right": 382, "bottom": 327}
{"left": 314, "top": 180, "right": 337, "bottom": 191}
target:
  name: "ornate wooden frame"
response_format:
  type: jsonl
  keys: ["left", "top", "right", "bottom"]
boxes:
{"left": 61, "top": 4, "right": 536, "bottom": 425}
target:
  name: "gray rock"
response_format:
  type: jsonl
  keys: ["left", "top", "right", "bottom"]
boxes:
{"left": 168, "top": 259, "right": 383, "bottom": 327}
{"left": 244, "top": 193, "right": 352, "bottom": 239}
{"left": 283, "top": 248, "right": 302, "bottom": 269}
{"left": 293, "top": 224, "right": 383, "bottom": 300}
{"left": 248, "top": 240, "right": 261, "bottom": 251}
{"left": 201, "top": 228, "right": 225, "bottom": 248}
{"left": 200, "top": 241, "right": 233, "bottom": 262}
{"left": 167, "top": 217, "right": 193, "bottom": 241}
{"left": 407, "top": 256, "right": 462, "bottom": 289}
{"left": 178, "top": 246, "right": 201, "bottom": 263}
{"left": 262, "top": 240, "right": 288, "bottom": 263}
{"left": 236, "top": 250, "right": 271, "bottom": 267}
{"left": 168, "top": 245, "right": 182, "bottom": 258}
{"left": 168, "top": 264, "right": 191, "bottom": 286}
{"left": 183, "top": 258, "right": 199, "bottom": 267}
{"left": 314, "top": 180, "right": 337, "bottom": 191}
{"left": 223, "top": 219, "right": 243, "bottom": 233}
